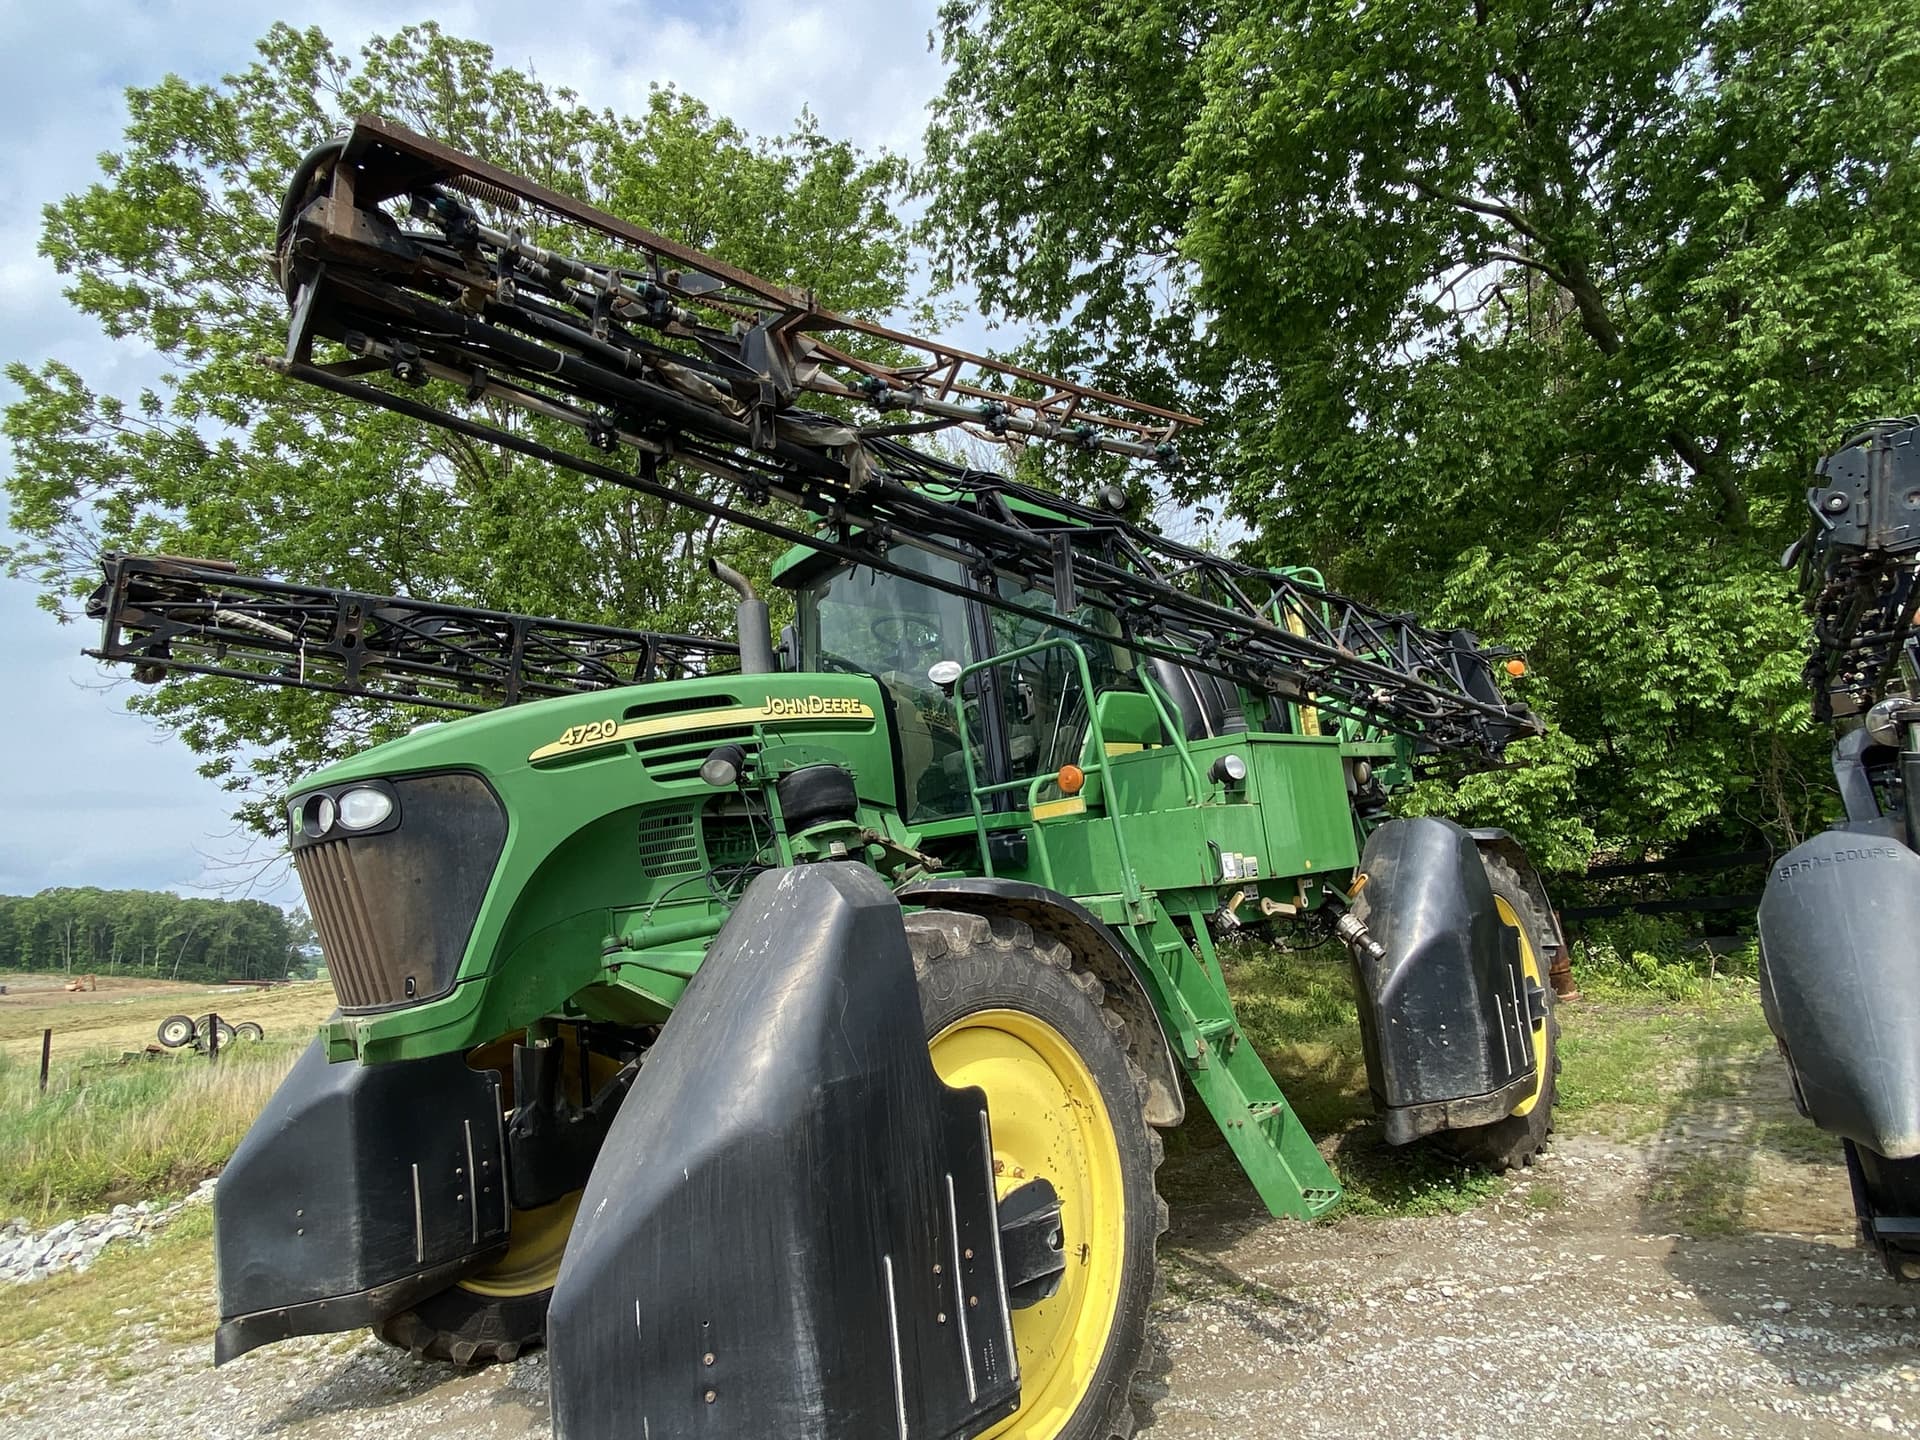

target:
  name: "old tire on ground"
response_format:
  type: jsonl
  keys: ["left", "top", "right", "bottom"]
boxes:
{"left": 908, "top": 908, "right": 1166, "bottom": 1440}
{"left": 1432, "top": 855, "right": 1561, "bottom": 1171}
{"left": 156, "top": 1015, "right": 196, "bottom": 1049}
{"left": 231, "top": 1021, "right": 265, "bottom": 1042}
{"left": 195, "top": 1015, "right": 237, "bottom": 1049}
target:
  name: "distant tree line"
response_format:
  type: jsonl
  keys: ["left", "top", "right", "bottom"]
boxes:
{"left": 0, "top": 889, "right": 318, "bottom": 983}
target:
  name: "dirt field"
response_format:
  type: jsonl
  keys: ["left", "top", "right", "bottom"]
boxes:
{"left": 0, "top": 976, "right": 336, "bottom": 1062}
{"left": 0, "top": 993, "right": 1915, "bottom": 1439}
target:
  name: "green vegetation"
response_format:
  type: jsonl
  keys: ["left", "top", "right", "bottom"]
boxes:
{"left": 1555, "top": 986, "right": 1775, "bottom": 1138}
{"left": 0, "top": 888, "right": 313, "bottom": 983}
{"left": 1, "top": 20, "right": 913, "bottom": 835}
{"left": 0, "top": 1041, "right": 302, "bottom": 1223}
{"left": 1569, "top": 914, "right": 1763, "bottom": 1002}
{"left": 1650, "top": 1155, "right": 1750, "bottom": 1238}
{"left": 922, "top": 0, "right": 1920, "bottom": 870}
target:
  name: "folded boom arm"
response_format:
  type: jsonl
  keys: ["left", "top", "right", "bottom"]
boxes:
{"left": 87, "top": 552, "right": 736, "bottom": 713}
{"left": 125, "top": 116, "right": 1541, "bottom": 759}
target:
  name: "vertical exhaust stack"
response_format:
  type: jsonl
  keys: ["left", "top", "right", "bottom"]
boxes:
{"left": 709, "top": 558, "right": 777, "bottom": 675}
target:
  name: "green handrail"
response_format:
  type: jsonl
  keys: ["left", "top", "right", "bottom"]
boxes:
{"left": 953, "top": 637, "right": 1133, "bottom": 895}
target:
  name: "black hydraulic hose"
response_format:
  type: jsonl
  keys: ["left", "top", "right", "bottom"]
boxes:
{"left": 275, "top": 138, "right": 349, "bottom": 297}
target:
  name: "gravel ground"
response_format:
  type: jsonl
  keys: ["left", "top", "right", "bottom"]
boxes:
{"left": 0, "top": 1180, "right": 217, "bottom": 1284}
{"left": 1, "top": 1128, "right": 1913, "bottom": 1439}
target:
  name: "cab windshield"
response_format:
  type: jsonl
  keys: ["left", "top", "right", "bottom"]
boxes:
{"left": 799, "top": 549, "right": 974, "bottom": 821}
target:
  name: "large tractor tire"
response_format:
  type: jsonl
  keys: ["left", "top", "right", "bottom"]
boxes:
{"left": 376, "top": 1033, "right": 613, "bottom": 1366}
{"left": 907, "top": 909, "right": 1167, "bottom": 1440}
{"left": 1433, "top": 855, "right": 1561, "bottom": 1171}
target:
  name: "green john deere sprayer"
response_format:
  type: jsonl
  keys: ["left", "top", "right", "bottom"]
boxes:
{"left": 88, "top": 119, "right": 1564, "bottom": 1440}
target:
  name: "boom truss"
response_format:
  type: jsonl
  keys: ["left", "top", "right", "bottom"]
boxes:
{"left": 1793, "top": 419, "right": 1920, "bottom": 720}
{"left": 88, "top": 553, "right": 734, "bottom": 712}
{"left": 152, "top": 117, "right": 1537, "bottom": 758}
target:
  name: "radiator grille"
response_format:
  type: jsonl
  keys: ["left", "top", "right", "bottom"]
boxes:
{"left": 292, "top": 771, "right": 506, "bottom": 1013}
{"left": 299, "top": 840, "right": 394, "bottom": 1010}
{"left": 637, "top": 812, "right": 700, "bottom": 878}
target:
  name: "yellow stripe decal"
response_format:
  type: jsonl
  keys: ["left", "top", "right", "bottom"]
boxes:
{"left": 530, "top": 699, "right": 875, "bottom": 763}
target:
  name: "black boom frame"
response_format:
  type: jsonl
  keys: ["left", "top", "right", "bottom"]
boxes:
{"left": 1792, "top": 418, "right": 1920, "bottom": 721}
{"left": 103, "top": 116, "right": 1542, "bottom": 761}
{"left": 88, "top": 553, "right": 735, "bottom": 713}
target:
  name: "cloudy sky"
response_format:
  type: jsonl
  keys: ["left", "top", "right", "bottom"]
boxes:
{"left": 0, "top": 1, "right": 960, "bottom": 906}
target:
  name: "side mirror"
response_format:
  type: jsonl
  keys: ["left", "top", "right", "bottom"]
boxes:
{"left": 1865, "top": 697, "right": 1920, "bottom": 748}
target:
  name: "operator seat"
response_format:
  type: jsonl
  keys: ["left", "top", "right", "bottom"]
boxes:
{"left": 1148, "top": 658, "right": 1249, "bottom": 740}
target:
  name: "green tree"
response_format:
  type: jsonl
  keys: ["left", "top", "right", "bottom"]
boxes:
{"left": 923, "top": 0, "right": 1920, "bottom": 866}
{"left": 4, "top": 21, "right": 911, "bottom": 832}
{"left": 0, "top": 888, "right": 293, "bottom": 983}
{"left": 285, "top": 906, "right": 321, "bottom": 980}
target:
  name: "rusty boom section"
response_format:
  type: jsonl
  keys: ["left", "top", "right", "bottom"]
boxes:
{"left": 264, "top": 116, "right": 1539, "bottom": 758}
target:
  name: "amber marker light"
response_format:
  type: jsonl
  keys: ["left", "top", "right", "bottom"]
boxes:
{"left": 1504, "top": 658, "right": 1528, "bottom": 678}
{"left": 1056, "top": 764, "right": 1086, "bottom": 795}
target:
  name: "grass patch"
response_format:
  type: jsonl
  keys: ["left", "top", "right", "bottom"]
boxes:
{"left": 1521, "top": 1180, "right": 1566, "bottom": 1211}
{"left": 0, "top": 1206, "right": 216, "bottom": 1399}
{"left": 0, "top": 1042, "right": 303, "bottom": 1223}
{"left": 1754, "top": 1119, "right": 1839, "bottom": 1162}
{"left": 1650, "top": 1154, "right": 1749, "bottom": 1237}
{"left": 1555, "top": 982, "right": 1774, "bottom": 1139}
{"left": 1326, "top": 1142, "right": 1508, "bottom": 1217}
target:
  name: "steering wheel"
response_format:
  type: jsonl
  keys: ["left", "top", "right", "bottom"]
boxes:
{"left": 870, "top": 614, "right": 943, "bottom": 672}
{"left": 870, "top": 614, "right": 940, "bottom": 650}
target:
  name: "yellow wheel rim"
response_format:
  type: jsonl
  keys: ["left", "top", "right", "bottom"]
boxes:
{"left": 457, "top": 1029, "right": 622, "bottom": 1300}
{"left": 930, "top": 1008, "right": 1126, "bottom": 1440}
{"left": 458, "top": 1191, "right": 579, "bottom": 1298}
{"left": 1497, "top": 895, "right": 1550, "bottom": 1118}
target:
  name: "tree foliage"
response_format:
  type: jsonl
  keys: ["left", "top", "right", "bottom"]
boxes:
{"left": 3, "top": 22, "right": 911, "bottom": 831}
{"left": 924, "top": 0, "right": 1920, "bottom": 866}
{"left": 0, "top": 888, "right": 297, "bottom": 983}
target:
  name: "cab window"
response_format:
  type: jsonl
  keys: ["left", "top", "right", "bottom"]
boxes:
{"left": 985, "top": 577, "right": 1137, "bottom": 788}
{"left": 798, "top": 548, "right": 975, "bottom": 821}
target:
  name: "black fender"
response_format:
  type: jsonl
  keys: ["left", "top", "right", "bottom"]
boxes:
{"left": 1758, "top": 827, "right": 1920, "bottom": 1159}
{"left": 212, "top": 1038, "right": 510, "bottom": 1364}
{"left": 898, "top": 876, "right": 1185, "bottom": 1126}
{"left": 1351, "top": 818, "right": 1538, "bottom": 1144}
{"left": 548, "top": 863, "right": 1020, "bottom": 1440}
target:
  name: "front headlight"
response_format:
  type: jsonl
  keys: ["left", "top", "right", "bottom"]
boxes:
{"left": 336, "top": 786, "right": 396, "bottom": 831}
{"left": 293, "top": 793, "right": 336, "bottom": 839}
